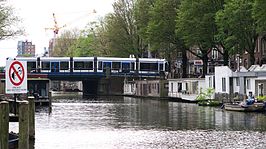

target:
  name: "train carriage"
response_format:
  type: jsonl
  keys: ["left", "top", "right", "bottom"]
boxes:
{"left": 72, "top": 57, "right": 95, "bottom": 73}
{"left": 97, "top": 57, "right": 136, "bottom": 73}
{"left": 14, "top": 56, "right": 167, "bottom": 76}
{"left": 39, "top": 57, "right": 70, "bottom": 73}
{"left": 138, "top": 58, "right": 166, "bottom": 75}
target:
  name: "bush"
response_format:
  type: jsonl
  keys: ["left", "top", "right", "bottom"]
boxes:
{"left": 256, "top": 95, "right": 266, "bottom": 102}
{"left": 196, "top": 88, "right": 214, "bottom": 101}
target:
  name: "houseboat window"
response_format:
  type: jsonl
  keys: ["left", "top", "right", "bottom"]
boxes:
{"left": 140, "top": 63, "right": 158, "bottom": 71}
{"left": 27, "top": 62, "right": 36, "bottom": 72}
{"left": 74, "top": 61, "right": 93, "bottom": 70}
{"left": 259, "top": 83, "right": 264, "bottom": 96}
{"left": 171, "top": 83, "right": 173, "bottom": 93}
{"left": 98, "top": 61, "right": 102, "bottom": 70}
{"left": 112, "top": 62, "right": 121, "bottom": 71}
{"left": 192, "top": 82, "right": 198, "bottom": 94}
{"left": 41, "top": 62, "right": 50, "bottom": 70}
{"left": 236, "top": 78, "right": 239, "bottom": 86}
{"left": 213, "top": 76, "right": 215, "bottom": 88}
{"left": 209, "top": 77, "right": 212, "bottom": 88}
{"left": 60, "top": 62, "right": 69, "bottom": 70}
{"left": 247, "top": 79, "right": 250, "bottom": 89}
{"left": 222, "top": 78, "right": 226, "bottom": 92}
{"left": 178, "top": 83, "right": 182, "bottom": 92}
{"left": 157, "top": 83, "right": 160, "bottom": 94}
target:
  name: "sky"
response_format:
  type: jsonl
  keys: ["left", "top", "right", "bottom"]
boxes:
{"left": 0, "top": 0, "right": 115, "bottom": 66}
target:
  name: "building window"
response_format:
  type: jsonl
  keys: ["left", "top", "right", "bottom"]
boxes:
{"left": 247, "top": 79, "right": 250, "bottom": 89}
{"left": 212, "top": 48, "right": 218, "bottom": 60}
{"left": 236, "top": 78, "right": 239, "bottom": 86}
{"left": 222, "top": 78, "right": 226, "bottom": 92}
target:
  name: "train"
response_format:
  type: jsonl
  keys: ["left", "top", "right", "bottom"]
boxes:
{"left": 15, "top": 57, "right": 167, "bottom": 75}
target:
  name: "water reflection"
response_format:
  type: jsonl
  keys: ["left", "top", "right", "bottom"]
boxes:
{"left": 37, "top": 96, "right": 266, "bottom": 131}
{"left": 9, "top": 96, "right": 266, "bottom": 148}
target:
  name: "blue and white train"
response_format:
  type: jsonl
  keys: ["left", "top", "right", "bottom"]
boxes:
{"left": 16, "top": 57, "right": 167, "bottom": 75}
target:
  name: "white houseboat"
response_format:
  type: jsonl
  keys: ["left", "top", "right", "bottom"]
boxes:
{"left": 168, "top": 78, "right": 206, "bottom": 101}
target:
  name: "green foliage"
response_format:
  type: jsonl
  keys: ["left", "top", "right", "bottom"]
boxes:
{"left": 196, "top": 88, "right": 219, "bottom": 106}
{"left": 0, "top": 66, "right": 4, "bottom": 72}
{"left": 196, "top": 88, "right": 215, "bottom": 101}
{"left": 0, "top": 0, "right": 24, "bottom": 40}
{"left": 146, "top": 0, "right": 179, "bottom": 51}
{"left": 215, "top": 0, "right": 256, "bottom": 65}
{"left": 102, "top": 0, "right": 140, "bottom": 57}
{"left": 253, "top": 0, "right": 266, "bottom": 34}
{"left": 256, "top": 95, "right": 266, "bottom": 102}
{"left": 71, "top": 35, "right": 97, "bottom": 56}
{"left": 176, "top": 0, "right": 224, "bottom": 76}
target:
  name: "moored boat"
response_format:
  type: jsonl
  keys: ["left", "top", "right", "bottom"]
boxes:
{"left": 224, "top": 102, "right": 266, "bottom": 112}
{"left": 9, "top": 132, "right": 19, "bottom": 149}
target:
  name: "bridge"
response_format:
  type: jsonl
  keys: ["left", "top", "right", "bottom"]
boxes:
{"left": 1, "top": 56, "right": 167, "bottom": 97}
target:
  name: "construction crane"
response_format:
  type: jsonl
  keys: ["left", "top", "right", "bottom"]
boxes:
{"left": 45, "top": 10, "right": 97, "bottom": 56}
{"left": 45, "top": 13, "right": 66, "bottom": 54}
{"left": 46, "top": 13, "right": 66, "bottom": 37}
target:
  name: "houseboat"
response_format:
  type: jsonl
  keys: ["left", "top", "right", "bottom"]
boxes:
{"left": 168, "top": 78, "right": 206, "bottom": 101}
{"left": 124, "top": 78, "right": 168, "bottom": 98}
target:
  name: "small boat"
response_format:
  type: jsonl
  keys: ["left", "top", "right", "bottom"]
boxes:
{"left": 224, "top": 102, "right": 266, "bottom": 112}
{"left": 9, "top": 132, "right": 19, "bottom": 149}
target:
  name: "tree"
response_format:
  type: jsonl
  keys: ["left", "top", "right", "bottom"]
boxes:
{"left": 176, "top": 0, "right": 224, "bottom": 77}
{"left": 51, "top": 29, "right": 80, "bottom": 57}
{"left": 216, "top": 0, "right": 257, "bottom": 66}
{"left": 0, "top": 0, "right": 23, "bottom": 40}
{"left": 101, "top": 0, "right": 141, "bottom": 57}
{"left": 253, "top": 0, "right": 266, "bottom": 34}
{"left": 144, "top": 0, "right": 188, "bottom": 78}
{"left": 134, "top": 0, "right": 155, "bottom": 57}
{"left": 71, "top": 34, "right": 97, "bottom": 57}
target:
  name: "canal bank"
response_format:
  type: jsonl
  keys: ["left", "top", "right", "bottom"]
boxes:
{"left": 9, "top": 95, "right": 266, "bottom": 148}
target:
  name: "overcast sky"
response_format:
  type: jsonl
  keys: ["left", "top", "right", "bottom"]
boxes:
{"left": 0, "top": 0, "right": 115, "bottom": 66}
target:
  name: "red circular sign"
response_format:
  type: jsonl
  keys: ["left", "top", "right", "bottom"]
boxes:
{"left": 9, "top": 61, "right": 25, "bottom": 86}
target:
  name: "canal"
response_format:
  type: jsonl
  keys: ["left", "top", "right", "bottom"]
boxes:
{"left": 10, "top": 96, "right": 266, "bottom": 148}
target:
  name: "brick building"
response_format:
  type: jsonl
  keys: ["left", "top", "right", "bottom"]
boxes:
{"left": 17, "top": 40, "right": 36, "bottom": 57}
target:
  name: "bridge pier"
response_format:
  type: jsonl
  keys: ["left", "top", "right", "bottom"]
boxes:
{"left": 82, "top": 80, "right": 99, "bottom": 97}
{"left": 97, "top": 77, "right": 124, "bottom": 96}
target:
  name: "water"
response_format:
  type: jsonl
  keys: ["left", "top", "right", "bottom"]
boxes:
{"left": 10, "top": 96, "right": 266, "bottom": 148}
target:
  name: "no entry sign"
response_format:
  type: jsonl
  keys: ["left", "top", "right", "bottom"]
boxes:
{"left": 5, "top": 60, "right": 27, "bottom": 94}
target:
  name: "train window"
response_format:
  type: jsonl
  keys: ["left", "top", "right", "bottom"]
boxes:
{"left": 159, "top": 63, "right": 164, "bottom": 71}
{"left": 74, "top": 61, "right": 93, "bottom": 70}
{"left": 60, "top": 62, "right": 69, "bottom": 70}
{"left": 112, "top": 62, "right": 121, "bottom": 70}
{"left": 27, "top": 62, "right": 36, "bottom": 72}
{"left": 140, "top": 63, "right": 158, "bottom": 71}
{"left": 98, "top": 61, "right": 102, "bottom": 70}
{"left": 41, "top": 62, "right": 50, "bottom": 70}
{"left": 122, "top": 63, "right": 130, "bottom": 72}
{"left": 131, "top": 62, "right": 135, "bottom": 71}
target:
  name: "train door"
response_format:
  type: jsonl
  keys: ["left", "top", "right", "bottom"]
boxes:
{"left": 51, "top": 62, "right": 60, "bottom": 73}
{"left": 103, "top": 61, "right": 111, "bottom": 73}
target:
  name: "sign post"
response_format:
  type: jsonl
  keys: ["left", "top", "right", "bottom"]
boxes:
{"left": 5, "top": 60, "right": 27, "bottom": 115}
{"left": 5, "top": 60, "right": 27, "bottom": 94}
